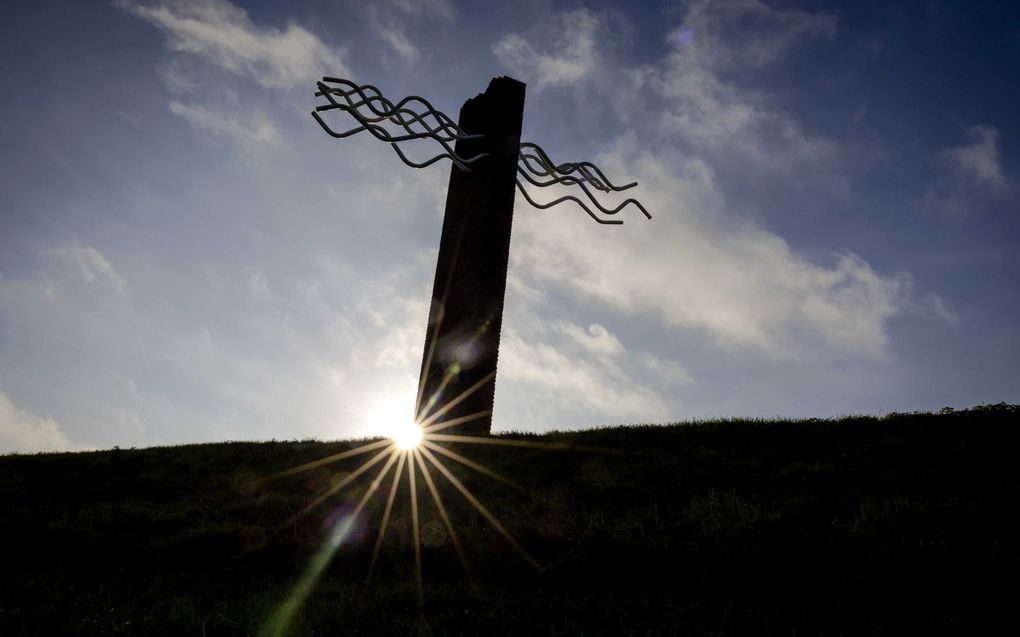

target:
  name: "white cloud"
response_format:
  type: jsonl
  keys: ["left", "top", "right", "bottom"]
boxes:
{"left": 361, "top": 0, "right": 455, "bottom": 65}
{"left": 0, "top": 393, "right": 77, "bottom": 454}
{"left": 676, "top": 0, "right": 838, "bottom": 70}
{"left": 49, "top": 245, "right": 126, "bottom": 292}
{"left": 387, "top": 0, "right": 454, "bottom": 21}
{"left": 157, "top": 57, "right": 200, "bottom": 93}
{"left": 623, "top": 0, "right": 836, "bottom": 172}
{"left": 624, "top": 63, "right": 836, "bottom": 171}
{"left": 367, "top": 8, "right": 421, "bottom": 63}
{"left": 495, "top": 2, "right": 836, "bottom": 174}
{"left": 495, "top": 4, "right": 907, "bottom": 362}
{"left": 169, "top": 100, "right": 279, "bottom": 147}
{"left": 498, "top": 324, "right": 671, "bottom": 424}
{"left": 942, "top": 125, "right": 1008, "bottom": 192}
{"left": 511, "top": 140, "right": 912, "bottom": 360}
{"left": 119, "top": 0, "right": 349, "bottom": 89}
{"left": 554, "top": 322, "right": 625, "bottom": 358}
{"left": 492, "top": 8, "right": 604, "bottom": 90}
{"left": 924, "top": 124, "right": 1010, "bottom": 218}
{"left": 637, "top": 353, "right": 693, "bottom": 385}
{"left": 357, "top": 296, "right": 430, "bottom": 370}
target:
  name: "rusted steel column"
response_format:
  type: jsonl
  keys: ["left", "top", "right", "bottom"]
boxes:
{"left": 415, "top": 77, "right": 526, "bottom": 435}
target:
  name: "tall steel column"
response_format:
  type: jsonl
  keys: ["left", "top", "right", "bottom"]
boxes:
{"left": 415, "top": 77, "right": 526, "bottom": 435}
{"left": 312, "top": 74, "right": 649, "bottom": 438}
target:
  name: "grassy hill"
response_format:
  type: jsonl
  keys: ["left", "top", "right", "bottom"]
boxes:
{"left": 1, "top": 404, "right": 1018, "bottom": 636}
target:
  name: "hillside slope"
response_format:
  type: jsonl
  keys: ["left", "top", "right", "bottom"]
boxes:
{"left": 1, "top": 405, "right": 1018, "bottom": 635}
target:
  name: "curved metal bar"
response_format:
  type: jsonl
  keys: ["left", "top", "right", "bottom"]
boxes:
{"left": 315, "top": 82, "right": 476, "bottom": 165}
{"left": 518, "top": 153, "right": 610, "bottom": 191}
{"left": 517, "top": 162, "right": 589, "bottom": 190}
{"left": 321, "top": 77, "right": 467, "bottom": 139}
{"left": 312, "top": 77, "right": 652, "bottom": 222}
{"left": 514, "top": 179, "right": 623, "bottom": 225}
{"left": 517, "top": 168, "right": 650, "bottom": 220}
{"left": 516, "top": 141, "right": 651, "bottom": 222}
{"left": 575, "top": 177, "right": 652, "bottom": 220}
{"left": 312, "top": 77, "right": 487, "bottom": 172}
{"left": 316, "top": 78, "right": 481, "bottom": 146}
{"left": 317, "top": 101, "right": 461, "bottom": 143}
{"left": 520, "top": 142, "right": 638, "bottom": 192}
{"left": 312, "top": 111, "right": 489, "bottom": 171}
{"left": 314, "top": 107, "right": 469, "bottom": 147}
{"left": 316, "top": 82, "right": 475, "bottom": 144}
{"left": 390, "top": 141, "right": 484, "bottom": 170}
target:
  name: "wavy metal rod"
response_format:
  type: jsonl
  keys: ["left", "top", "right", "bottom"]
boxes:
{"left": 316, "top": 81, "right": 460, "bottom": 139}
{"left": 312, "top": 78, "right": 487, "bottom": 172}
{"left": 312, "top": 108, "right": 487, "bottom": 170}
{"left": 518, "top": 153, "right": 612, "bottom": 191}
{"left": 315, "top": 80, "right": 477, "bottom": 143}
{"left": 312, "top": 77, "right": 652, "bottom": 224}
{"left": 320, "top": 77, "right": 469, "bottom": 141}
{"left": 313, "top": 103, "right": 459, "bottom": 145}
{"left": 515, "top": 140, "right": 651, "bottom": 223}
{"left": 314, "top": 82, "right": 485, "bottom": 170}
{"left": 514, "top": 180, "right": 622, "bottom": 225}
{"left": 312, "top": 112, "right": 478, "bottom": 170}
{"left": 515, "top": 178, "right": 654, "bottom": 225}
{"left": 519, "top": 142, "right": 638, "bottom": 193}
{"left": 316, "top": 89, "right": 465, "bottom": 145}
{"left": 315, "top": 101, "right": 461, "bottom": 144}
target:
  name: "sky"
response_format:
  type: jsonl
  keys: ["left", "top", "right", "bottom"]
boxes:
{"left": 1, "top": 0, "right": 1018, "bottom": 453}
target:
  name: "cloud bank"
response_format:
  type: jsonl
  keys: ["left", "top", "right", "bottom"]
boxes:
{"left": 0, "top": 394, "right": 78, "bottom": 454}
{"left": 118, "top": 0, "right": 349, "bottom": 89}
{"left": 499, "top": 2, "right": 909, "bottom": 361}
{"left": 942, "top": 125, "right": 1008, "bottom": 192}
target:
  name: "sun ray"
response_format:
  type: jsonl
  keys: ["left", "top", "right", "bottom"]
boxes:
{"left": 413, "top": 448, "right": 473, "bottom": 583}
{"left": 417, "top": 445, "right": 541, "bottom": 571}
{"left": 416, "top": 367, "right": 456, "bottom": 422}
{"left": 408, "top": 449, "right": 424, "bottom": 608}
{"left": 414, "top": 313, "right": 443, "bottom": 420}
{"left": 421, "top": 409, "right": 492, "bottom": 435}
{"left": 260, "top": 371, "right": 614, "bottom": 611}
{"left": 354, "top": 448, "right": 401, "bottom": 513}
{"left": 418, "top": 370, "right": 496, "bottom": 430}
{"left": 257, "top": 438, "right": 393, "bottom": 485}
{"left": 367, "top": 450, "right": 407, "bottom": 586}
{"left": 414, "top": 245, "right": 460, "bottom": 421}
{"left": 420, "top": 439, "right": 525, "bottom": 493}
{"left": 261, "top": 445, "right": 398, "bottom": 637}
{"left": 294, "top": 444, "right": 396, "bottom": 520}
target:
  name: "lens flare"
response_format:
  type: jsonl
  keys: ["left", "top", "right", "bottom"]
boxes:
{"left": 676, "top": 26, "right": 694, "bottom": 48}
{"left": 261, "top": 345, "right": 615, "bottom": 629}
{"left": 393, "top": 421, "right": 423, "bottom": 450}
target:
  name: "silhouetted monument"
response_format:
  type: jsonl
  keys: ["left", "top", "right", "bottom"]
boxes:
{"left": 313, "top": 76, "right": 650, "bottom": 436}
{"left": 414, "top": 78, "right": 524, "bottom": 435}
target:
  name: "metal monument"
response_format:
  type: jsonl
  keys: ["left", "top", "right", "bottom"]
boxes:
{"left": 313, "top": 76, "right": 650, "bottom": 436}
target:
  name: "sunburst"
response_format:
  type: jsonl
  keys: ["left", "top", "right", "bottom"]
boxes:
{"left": 255, "top": 359, "right": 608, "bottom": 636}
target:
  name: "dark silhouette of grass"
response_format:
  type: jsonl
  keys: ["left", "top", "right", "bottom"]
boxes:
{"left": 1, "top": 404, "right": 1017, "bottom": 635}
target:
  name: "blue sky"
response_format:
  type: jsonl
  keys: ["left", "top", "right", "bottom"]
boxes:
{"left": 1, "top": 0, "right": 1017, "bottom": 452}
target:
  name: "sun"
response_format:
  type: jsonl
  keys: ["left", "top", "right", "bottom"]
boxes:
{"left": 261, "top": 371, "right": 561, "bottom": 632}
{"left": 360, "top": 388, "right": 421, "bottom": 449}
{"left": 392, "top": 421, "right": 423, "bottom": 450}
